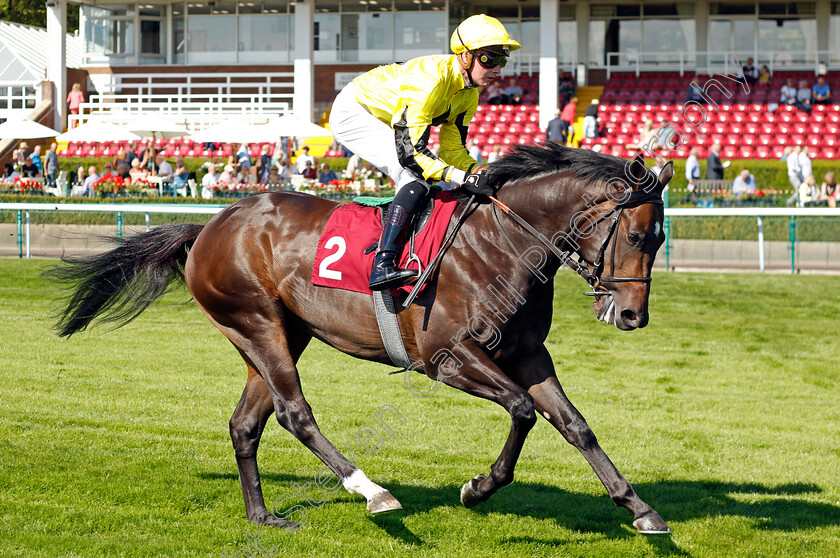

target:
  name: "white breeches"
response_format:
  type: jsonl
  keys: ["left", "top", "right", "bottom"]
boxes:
{"left": 329, "top": 82, "right": 424, "bottom": 192}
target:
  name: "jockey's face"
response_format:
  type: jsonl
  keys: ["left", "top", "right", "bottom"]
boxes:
{"left": 467, "top": 53, "right": 502, "bottom": 87}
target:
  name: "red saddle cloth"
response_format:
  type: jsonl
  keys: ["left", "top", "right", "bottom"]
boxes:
{"left": 312, "top": 191, "right": 459, "bottom": 295}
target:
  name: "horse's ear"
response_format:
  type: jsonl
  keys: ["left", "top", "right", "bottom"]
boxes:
{"left": 625, "top": 153, "right": 655, "bottom": 191}
{"left": 657, "top": 161, "right": 674, "bottom": 191}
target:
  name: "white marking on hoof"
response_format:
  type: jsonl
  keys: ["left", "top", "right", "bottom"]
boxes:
{"left": 343, "top": 469, "right": 398, "bottom": 513}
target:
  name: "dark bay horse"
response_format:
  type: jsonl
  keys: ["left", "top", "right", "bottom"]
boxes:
{"left": 46, "top": 144, "right": 674, "bottom": 534}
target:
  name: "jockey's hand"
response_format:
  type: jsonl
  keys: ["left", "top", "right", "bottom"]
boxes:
{"left": 461, "top": 169, "right": 495, "bottom": 197}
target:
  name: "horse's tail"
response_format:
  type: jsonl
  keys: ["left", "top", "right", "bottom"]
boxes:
{"left": 43, "top": 223, "right": 205, "bottom": 337}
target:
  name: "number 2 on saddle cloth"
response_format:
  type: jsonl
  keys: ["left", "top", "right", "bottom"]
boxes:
{"left": 311, "top": 191, "right": 460, "bottom": 295}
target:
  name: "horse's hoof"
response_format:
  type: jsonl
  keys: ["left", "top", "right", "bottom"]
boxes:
{"left": 633, "top": 512, "right": 671, "bottom": 535}
{"left": 460, "top": 475, "right": 488, "bottom": 509}
{"left": 250, "top": 512, "right": 299, "bottom": 531}
{"left": 368, "top": 490, "right": 402, "bottom": 514}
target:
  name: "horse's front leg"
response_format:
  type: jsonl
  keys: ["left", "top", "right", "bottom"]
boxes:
{"left": 430, "top": 345, "right": 537, "bottom": 508}
{"left": 512, "top": 345, "right": 670, "bottom": 534}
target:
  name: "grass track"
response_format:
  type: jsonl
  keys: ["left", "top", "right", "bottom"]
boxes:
{"left": 1, "top": 259, "right": 839, "bottom": 557}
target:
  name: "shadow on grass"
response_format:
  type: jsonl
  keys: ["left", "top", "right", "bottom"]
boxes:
{"left": 199, "top": 470, "right": 839, "bottom": 552}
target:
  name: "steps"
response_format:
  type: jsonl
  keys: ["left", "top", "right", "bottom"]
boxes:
{"left": 571, "top": 86, "right": 603, "bottom": 146}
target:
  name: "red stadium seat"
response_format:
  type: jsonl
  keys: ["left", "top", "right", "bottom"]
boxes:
{"left": 743, "top": 122, "right": 760, "bottom": 134}
{"left": 808, "top": 124, "right": 823, "bottom": 135}
{"left": 757, "top": 134, "right": 773, "bottom": 145}
{"left": 806, "top": 136, "right": 821, "bottom": 148}
{"left": 791, "top": 123, "right": 808, "bottom": 134}
{"left": 741, "top": 134, "right": 757, "bottom": 146}
{"left": 724, "top": 135, "right": 740, "bottom": 146}
{"left": 738, "top": 146, "right": 754, "bottom": 158}
{"left": 722, "top": 145, "right": 738, "bottom": 158}
{"left": 770, "top": 146, "right": 786, "bottom": 158}
{"left": 729, "top": 124, "right": 743, "bottom": 135}
{"left": 823, "top": 136, "right": 838, "bottom": 147}
{"left": 754, "top": 146, "right": 771, "bottom": 158}
{"left": 776, "top": 123, "right": 792, "bottom": 135}
{"left": 811, "top": 113, "right": 826, "bottom": 123}
{"left": 819, "top": 148, "right": 836, "bottom": 159}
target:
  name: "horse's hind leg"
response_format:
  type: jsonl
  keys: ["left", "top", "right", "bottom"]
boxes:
{"left": 514, "top": 346, "right": 670, "bottom": 534}
{"left": 230, "top": 367, "right": 294, "bottom": 527}
{"left": 219, "top": 311, "right": 401, "bottom": 521}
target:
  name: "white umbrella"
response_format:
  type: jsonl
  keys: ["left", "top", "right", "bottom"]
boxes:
{"left": 189, "top": 118, "right": 269, "bottom": 144}
{"left": 56, "top": 120, "right": 141, "bottom": 143}
{"left": 125, "top": 116, "right": 190, "bottom": 139}
{"left": 259, "top": 116, "right": 331, "bottom": 139}
{"left": 0, "top": 119, "right": 59, "bottom": 140}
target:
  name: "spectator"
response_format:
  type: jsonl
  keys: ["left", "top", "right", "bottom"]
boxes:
{"left": 732, "top": 169, "right": 756, "bottom": 197}
{"left": 125, "top": 141, "right": 139, "bottom": 168}
{"left": 795, "top": 79, "right": 812, "bottom": 112}
{"left": 264, "top": 165, "right": 282, "bottom": 186}
{"left": 757, "top": 65, "right": 771, "bottom": 87}
{"left": 116, "top": 162, "right": 130, "bottom": 180}
{"left": 627, "top": 119, "right": 657, "bottom": 151}
{"left": 779, "top": 78, "right": 797, "bottom": 106}
{"left": 820, "top": 171, "right": 838, "bottom": 208}
{"left": 44, "top": 143, "right": 59, "bottom": 185}
{"left": 67, "top": 83, "right": 85, "bottom": 119}
{"left": 271, "top": 136, "right": 289, "bottom": 167}
{"left": 155, "top": 154, "right": 174, "bottom": 195}
{"left": 785, "top": 145, "right": 804, "bottom": 206}
{"left": 201, "top": 163, "right": 218, "bottom": 199}
{"left": 236, "top": 143, "right": 252, "bottom": 172}
{"left": 141, "top": 145, "right": 158, "bottom": 174}
{"left": 466, "top": 139, "right": 483, "bottom": 163}
{"left": 20, "top": 156, "right": 40, "bottom": 178}
{"left": 812, "top": 76, "right": 832, "bottom": 105}
{"left": 296, "top": 146, "right": 316, "bottom": 173}
{"left": 687, "top": 82, "right": 704, "bottom": 103}
{"left": 799, "top": 145, "right": 813, "bottom": 181}
{"left": 2, "top": 163, "right": 19, "bottom": 182}
{"left": 705, "top": 143, "right": 725, "bottom": 179}
{"left": 685, "top": 147, "right": 701, "bottom": 195}
{"left": 172, "top": 157, "right": 189, "bottom": 191}
{"left": 741, "top": 58, "right": 758, "bottom": 86}
{"left": 798, "top": 175, "right": 820, "bottom": 207}
{"left": 30, "top": 145, "right": 43, "bottom": 174}
{"left": 112, "top": 149, "right": 128, "bottom": 171}
{"left": 560, "top": 96, "right": 577, "bottom": 124}
{"left": 780, "top": 145, "right": 793, "bottom": 162}
{"left": 99, "top": 162, "right": 114, "bottom": 181}
{"left": 82, "top": 165, "right": 99, "bottom": 196}
{"left": 546, "top": 109, "right": 571, "bottom": 145}
{"left": 277, "top": 159, "right": 295, "bottom": 184}
{"left": 302, "top": 160, "right": 317, "bottom": 180}
{"left": 486, "top": 144, "right": 502, "bottom": 163}
{"left": 73, "top": 165, "right": 85, "bottom": 186}
{"left": 483, "top": 81, "right": 504, "bottom": 105}
{"left": 218, "top": 164, "right": 235, "bottom": 185}
{"left": 502, "top": 77, "right": 524, "bottom": 105}
{"left": 258, "top": 144, "right": 273, "bottom": 182}
{"left": 583, "top": 99, "right": 599, "bottom": 138}
{"left": 558, "top": 69, "right": 576, "bottom": 105}
{"left": 318, "top": 163, "right": 338, "bottom": 183}
{"left": 236, "top": 165, "right": 251, "bottom": 184}
{"left": 345, "top": 153, "right": 363, "bottom": 180}
{"left": 129, "top": 158, "right": 147, "bottom": 182}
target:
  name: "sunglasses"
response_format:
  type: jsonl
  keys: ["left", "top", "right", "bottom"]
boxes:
{"left": 474, "top": 50, "right": 508, "bottom": 69}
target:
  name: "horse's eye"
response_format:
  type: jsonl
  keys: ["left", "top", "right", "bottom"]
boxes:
{"left": 627, "top": 232, "right": 642, "bottom": 244}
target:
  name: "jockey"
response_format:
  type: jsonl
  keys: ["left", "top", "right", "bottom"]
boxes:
{"left": 330, "top": 14, "right": 520, "bottom": 290}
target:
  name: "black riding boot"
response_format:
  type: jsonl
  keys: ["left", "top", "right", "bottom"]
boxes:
{"left": 369, "top": 182, "right": 427, "bottom": 291}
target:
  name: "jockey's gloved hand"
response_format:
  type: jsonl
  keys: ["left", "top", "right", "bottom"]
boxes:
{"left": 460, "top": 169, "right": 495, "bottom": 197}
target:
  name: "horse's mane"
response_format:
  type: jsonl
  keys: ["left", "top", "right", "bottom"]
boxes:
{"left": 484, "top": 142, "right": 630, "bottom": 188}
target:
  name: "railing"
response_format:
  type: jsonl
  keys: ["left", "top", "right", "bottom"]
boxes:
{"left": 72, "top": 72, "right": 294, "bottom": 128}
{"left": 3, "top": 203, "right": 838, "bottom": 273}
{"left": 604, "top": 50, "right": 835, "bottom": 78}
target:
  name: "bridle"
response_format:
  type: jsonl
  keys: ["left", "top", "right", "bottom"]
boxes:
{"left": 490, "top": 193, "right": 664, "bottom": 298}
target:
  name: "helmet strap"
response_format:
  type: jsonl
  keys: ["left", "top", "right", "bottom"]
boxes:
{"left": 455, "top": 27, "right": 478, "bottom": 89}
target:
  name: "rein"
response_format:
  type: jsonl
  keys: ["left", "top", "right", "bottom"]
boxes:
{"left": 489, "top": 193, "right": 663, "bottom": 297}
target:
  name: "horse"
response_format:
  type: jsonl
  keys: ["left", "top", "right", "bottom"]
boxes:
{"left": 45, "top": 143, "right": 674, "bottom": 534}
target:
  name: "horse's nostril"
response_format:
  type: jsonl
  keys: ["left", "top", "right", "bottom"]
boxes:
{"left": 621, "top": 309, "right": 638, "bottom": 323}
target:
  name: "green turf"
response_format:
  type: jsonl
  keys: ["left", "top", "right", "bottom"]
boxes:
{"left": 1, "top": 259, "right": 839, "bottom": 557}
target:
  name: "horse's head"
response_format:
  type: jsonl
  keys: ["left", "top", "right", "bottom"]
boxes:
{"left": 580, "top": 154, "right": 673, "bottom": 331}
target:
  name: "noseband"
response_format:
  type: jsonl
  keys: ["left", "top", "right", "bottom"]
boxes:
{"left": 490, "top": 194, "right": 664, "bottom": 298}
